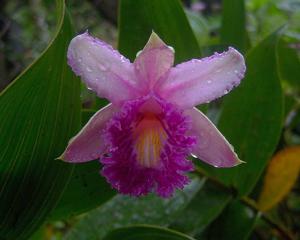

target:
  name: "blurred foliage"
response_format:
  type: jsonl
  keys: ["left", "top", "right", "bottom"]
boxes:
{"left": 1, "top": 0, "right": 300, "bottom": 240}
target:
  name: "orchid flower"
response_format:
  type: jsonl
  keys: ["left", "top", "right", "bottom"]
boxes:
{"left": 61, "top": 32, "right": 246, "bottom": 197}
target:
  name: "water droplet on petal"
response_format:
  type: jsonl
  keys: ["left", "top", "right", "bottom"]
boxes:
{"left": 199, "top": 134, "right": 209, "bottom": 149}
{"left": 99, "top": 63, "right": 108, "bottom": 71}
{"left": 86, "top": 67, "right": 92, "bottom": 72}
{"left": 223, "top": 89, "right": 228, "bottom": 94}
{"left": 120, "top": 55, "right": 126, "bottom": 62}
{"left": 191, "top": 153, "right": 198, "bottom": 158}
{"left": 136, "top": 50, "right": 142, "bottom": 57}
{"left": 207, "top": 79, "right": 212, "bottom": 84}
{"left": 167, "top": 46, "right": 175, "bottom": 53}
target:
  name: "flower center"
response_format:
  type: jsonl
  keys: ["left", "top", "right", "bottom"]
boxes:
{"left": 134, "top": 114, "right": 167, "bottom": 168}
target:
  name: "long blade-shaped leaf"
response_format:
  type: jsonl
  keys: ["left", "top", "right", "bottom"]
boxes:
{"left": 0, "top": 0, "right": 80, "bottom": 238}
{"left": 221, "top": 0, "right": 249, "bottom": 52}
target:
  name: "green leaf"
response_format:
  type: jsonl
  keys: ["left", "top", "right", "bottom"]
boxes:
{"left": 64, "top": 178, "right": 203, "bottom": 240}
{"left": 203, "top": 29, "right": 283, "bottom": 196}
{"left": 0, "top": 1, "right": 80, "bottom": 239}
{"left": 103, "top": 225, "right": 196, "bottom": 240}
{"left": 81, "top": 109, "right": 98, "bottom": 126}
{"left": 277, "top": 38, "right": 300, "bottom": 92}
{"left": 118, "top": 0, "right": 201, "bottom": 63}
{"left": 185, "top": 10, "right": 209, "bottom": 47}
{"left": 203, "top": 201, "right": 257, "bottom": 240}
{"left": 169, "top": 181, "right": 232, "bottom": 236}
{"left": 48, "top": 161, "right": 116, "bottom": 221}
{"left": 220, "top": 0, "right": 249, "bottom": 52}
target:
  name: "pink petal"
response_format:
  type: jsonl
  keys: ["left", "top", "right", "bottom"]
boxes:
{"left": 186, "top": 108, "right": 243, "bottom": 167}
{"left": 134, "top": 32, "right": 174, "bottom": 93}
{"left": 67, "top": 32, "right": 141, "bottom": 106}
{"left": 60, "top": 104, "right": 118, "bottom": 162}
{"left": 156, "top": 47, "right": 246, "bottom": 108}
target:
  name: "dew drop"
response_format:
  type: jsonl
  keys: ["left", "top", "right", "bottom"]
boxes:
{"left": 120, "top": 55, "right": 126, "bottom": 62}
{"left": 99, "top": 63, "right": 108, "bottom": 71}
{"left": 223, "top": 89, "right": 228, "bottom": 94}
{"left": 168, "top": 46, "right": 175, "bottom": 53}
{"left": 136, "top": 50, "right": 142, "bottom": 57}
{"left": 86, "top": 67, "right": 92, "bottom": 72}
{"left": 207, "top": 79, "right": 212, "bottom": 84}
{"left": 199, "top": 136, "right": 209, "bottom": 149}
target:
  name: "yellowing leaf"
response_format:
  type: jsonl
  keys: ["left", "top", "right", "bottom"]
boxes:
{"left": 258, "top": 146, "right": 300, "bottom": 211}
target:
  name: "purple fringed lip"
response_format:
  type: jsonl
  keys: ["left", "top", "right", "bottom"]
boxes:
{"left": 101, "top": 97, "right": 196, "bottom": 197}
